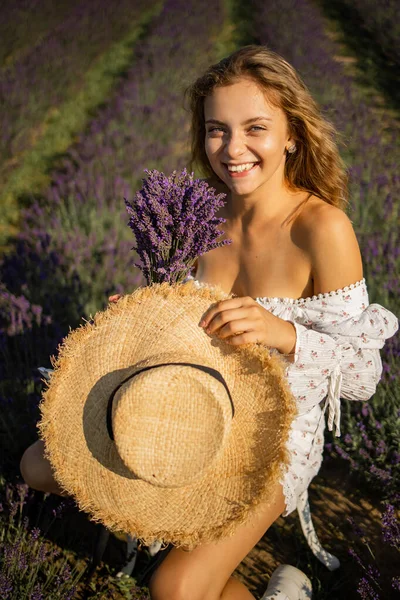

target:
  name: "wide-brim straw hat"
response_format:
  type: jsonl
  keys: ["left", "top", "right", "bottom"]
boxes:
{"left": 39, "top": 281, "right": 296, "bottom": 549}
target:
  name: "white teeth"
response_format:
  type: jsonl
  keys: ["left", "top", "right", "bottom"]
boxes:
{"left": 227, "top": 162, "right": 257, "bottom": 173}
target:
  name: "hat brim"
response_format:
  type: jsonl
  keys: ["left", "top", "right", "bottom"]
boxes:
{"left": 39, "top": 281, "right": 296, "bottom": 549}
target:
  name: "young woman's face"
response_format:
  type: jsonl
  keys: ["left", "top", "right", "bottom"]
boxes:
{"left": 204, "top": 78, "right": 293, "bottom": 196}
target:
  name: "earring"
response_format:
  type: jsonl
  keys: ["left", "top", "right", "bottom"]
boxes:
{"left": 287, "top": 144, "right": 297, "bottom": 154}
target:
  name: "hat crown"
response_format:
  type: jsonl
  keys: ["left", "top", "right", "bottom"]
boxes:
{"left": 112, "top": 365, "right": 234, "bottom": 488}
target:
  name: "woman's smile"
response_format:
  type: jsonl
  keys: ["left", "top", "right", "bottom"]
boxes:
{"left": 223, "top": 161, "right": 261, "bottom": 177}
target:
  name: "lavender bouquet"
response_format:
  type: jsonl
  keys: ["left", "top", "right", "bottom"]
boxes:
{"left": 125, "top": 168, "right": 231, "bottom": 284}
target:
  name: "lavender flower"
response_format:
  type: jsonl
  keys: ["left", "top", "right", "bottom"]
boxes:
{"left": 0, "top": 573, "right": 13, "bottom": 599}
{"left": 125, "top": 169, "right": 231, "bottom": 284}
{"left": 347, "top": 516, "right": 365, "bottom": 539}
{"left": 52, "top": 501, "right": 66, "bottom": 519}
{"left": 29, "top": 584, "right": 44, "bottom": 600}
{"left": 392, "top": 577, "right": 400, "bottom": 592}
{"left": 369, "top": 464, "right": 392, "bottom": 482}
{"left": 349, "top": 547, "right": 382, "bottom": 599}
{"left": 357, "top": 578, "right": 380, "bottom": 600}
{"left": 63, "top": 587, "right": 77, "bottom": 600}
{"left": 382, "top": 504, "right": 400, "bottom": 549}
{"left": 30, "top": 528, "right": 41, "bottom": 541}
{"left": 361, "top": 404, "right": 370, "bottom": 418}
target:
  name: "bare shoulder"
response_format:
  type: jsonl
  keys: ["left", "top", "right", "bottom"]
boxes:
{"left": 294, "top": 196, "right": 364, "bottom": 294}
{"left": 295, "top": 195, "right": 353, "bottom": 234}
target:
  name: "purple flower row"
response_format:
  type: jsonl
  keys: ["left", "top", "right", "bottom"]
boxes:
{"left": 0, "top": 0, "right": 82, "bottom": 68}
{"left": 1, "top": 0, "right": 225, "bottom": 319}
{"left": 0, "top": 0, "right": 152, "bottom": 178}
{"left": 1, "top": 0, "right": 224, "bottom": 320}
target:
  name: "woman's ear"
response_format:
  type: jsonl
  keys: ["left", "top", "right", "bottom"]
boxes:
{"left": 285, "top": 138, "right": 297, "bottom": 154}
{"left": 286, "top": 137, "right": 296, "bottom": 150}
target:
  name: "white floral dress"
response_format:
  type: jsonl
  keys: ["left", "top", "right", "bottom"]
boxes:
{"left": 255, "top": 278, "right": 398, "bottom": 520}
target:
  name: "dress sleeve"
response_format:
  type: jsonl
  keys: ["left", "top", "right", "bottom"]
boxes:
{"left": 286, "top": 303, "right": 398, "bottom": 437}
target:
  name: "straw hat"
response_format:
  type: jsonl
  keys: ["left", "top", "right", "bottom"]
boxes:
{"left": 39, "top": 280, "right": 296, "bottom": 549}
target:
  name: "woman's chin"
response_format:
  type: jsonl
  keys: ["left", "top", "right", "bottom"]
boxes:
{"left": 225, "top": 178, "right": 260, "bottom": 196}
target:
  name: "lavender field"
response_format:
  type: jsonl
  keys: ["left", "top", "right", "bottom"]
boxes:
{"left": 1, "top": 0, "right": 399, "bottom": 598}
{"left": 331, "top": 0, "right": 400, "bottom": 75}
{"left": 0, "top": 0, "right": 162, "bottom": 244}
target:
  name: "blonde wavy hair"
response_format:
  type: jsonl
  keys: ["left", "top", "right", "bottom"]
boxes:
{"left": 185, "top": 45, "right": 349, "bottom": 210}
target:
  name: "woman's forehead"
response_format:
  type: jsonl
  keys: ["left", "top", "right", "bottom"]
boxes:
{"left": 204, "top": 79, "right": 282, "bottom": 120}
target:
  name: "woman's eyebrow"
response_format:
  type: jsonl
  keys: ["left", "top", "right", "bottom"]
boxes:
{"left": 205, "top": 116, "right": 273, "bottom": 125}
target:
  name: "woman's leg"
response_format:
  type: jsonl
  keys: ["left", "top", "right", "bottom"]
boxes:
{"left": 20, "top": 439, "right": 66, "bottom": 496}
{"left": 149, "top": 481, "right": 286, "bottom": 600}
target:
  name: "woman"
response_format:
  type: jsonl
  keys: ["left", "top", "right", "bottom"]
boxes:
{"left": 145, "top": 46, "right": 398, "bottom": 599}
{"left": 21, "top": 46, "right": 398, "bottom": 599}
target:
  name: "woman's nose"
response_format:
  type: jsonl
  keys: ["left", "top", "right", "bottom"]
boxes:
{"left": 223, "top": 132, "right": 247, "bottom": 159}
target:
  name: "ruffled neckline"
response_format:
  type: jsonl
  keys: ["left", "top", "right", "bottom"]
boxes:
{"left": 187, "top": 275, "right": 367, "bottom": 305}
{"left": 254, "top": 278, "right": 366, "bottom": 305}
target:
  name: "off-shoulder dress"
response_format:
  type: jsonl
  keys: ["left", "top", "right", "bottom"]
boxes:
{"left": 192, "top": 276, "right": 398, "bottom": 569}
{"left": 255, "top": 278, "right": 398, "bottom": 516}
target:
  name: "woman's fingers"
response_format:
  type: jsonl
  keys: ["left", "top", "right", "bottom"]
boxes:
{"left": 206, "top": 308, "right": 254, "bottom": 335}
{"left": 198, "top": 297, "right": 269, "bottom": 346}
{"left": 109, "top": 294, "right": 122, "bottom": 303}
{"left": 199, "top": 297, "right": 255, "bottom": 330}
{"left": 217, "top": 318, "right": 256, "bottom": 339}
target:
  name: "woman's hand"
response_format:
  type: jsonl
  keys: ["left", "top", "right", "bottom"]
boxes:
{"left": 109, "top": 294, "right": 122, "bottom": 303}
{"left": 199, "top": 296, "right": 296, "bottom": 356}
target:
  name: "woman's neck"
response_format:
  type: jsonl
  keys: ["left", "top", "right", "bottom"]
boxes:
{"left": 224, "top": 182, "right": 303, "bottom": 228}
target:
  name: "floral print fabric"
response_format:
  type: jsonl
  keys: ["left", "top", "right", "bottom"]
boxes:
{"left": 256, "top": 278, "right": 398, "bottom": 515}
{"left": 256, "top": 278, "right": 398, "bottom": 435}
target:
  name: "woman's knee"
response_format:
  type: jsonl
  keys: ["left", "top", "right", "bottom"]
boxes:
{"left": 147, "top": 485, "right": 285, "bottom": 600}
{"left": 20, "top": 440, "right": 62, "bottom": 494}
{"left": 148, "top": 560, "right": 216, "bottom": 600}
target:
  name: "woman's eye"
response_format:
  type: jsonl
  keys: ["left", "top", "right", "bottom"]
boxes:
{"left": 206, "top": 125, "right": 266, "bottom": 135}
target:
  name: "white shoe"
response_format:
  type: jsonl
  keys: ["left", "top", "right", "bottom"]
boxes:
{"left": 148, "top": 539, "right": 162, "bottom": 556}
{"left": 261, "top": 565, "right": 312, "bottom": 600}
